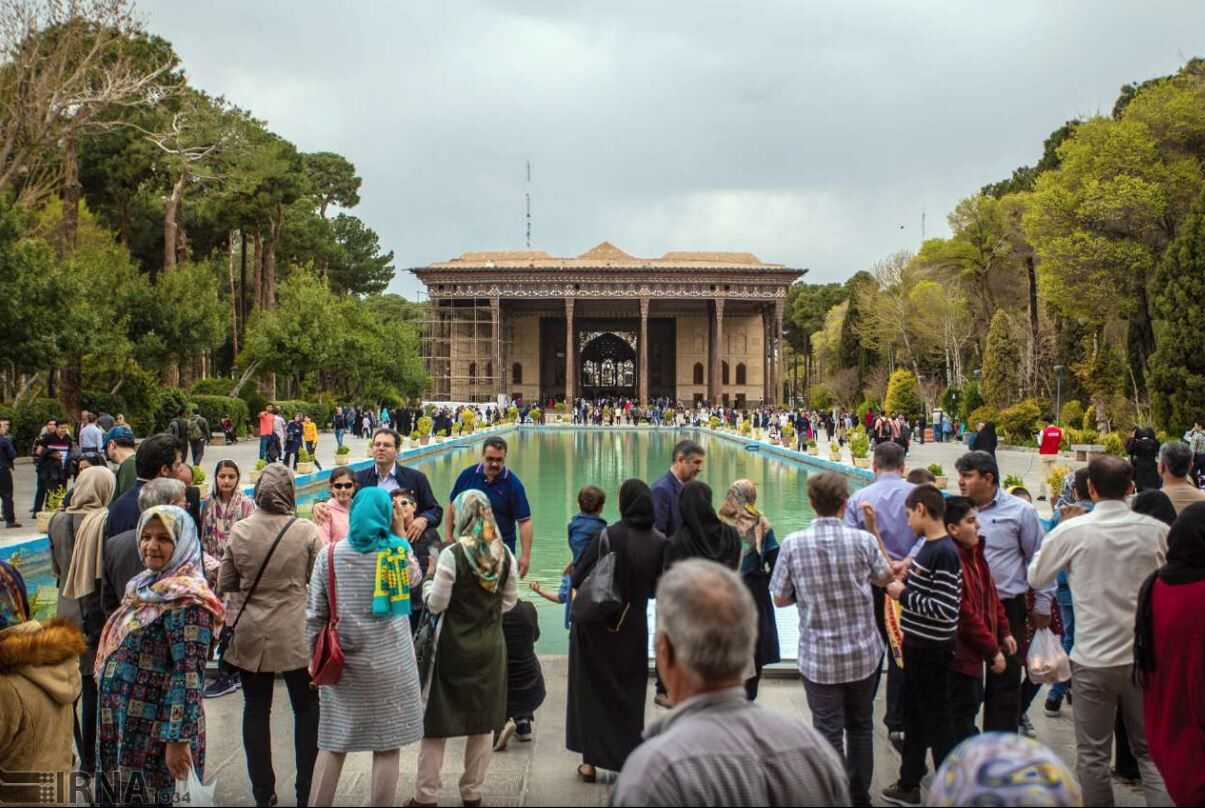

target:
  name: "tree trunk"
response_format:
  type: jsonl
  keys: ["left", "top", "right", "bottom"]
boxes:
{"left": 179, "top": 356, "right": 195, "bottom": 388}
{"left": 239, "top": 228, "right": 249, "bottom": 338}
{"left": 60, "top": 134, "right": 80, "bottom": 255}
{"left": 250, "top": 227, "right": 263, "bottom": 311}
{"left": 263, "top": 203, "right": 282, "bottom": 311}
{"left": 118, "top": 201, "right": 131, "bottom": 247}
{"left": 1026, "top": 255, "right": 1040, "bottom": 395}
{"left": 227, "top": 231, "right": 239, "bottom": 358}
{"left": 163, "top": 169, "right": 188, "bottom": 271}
{"left": 60, "top": 355, "right": 82, "bottom": 423}
{"left": 175, "top": 194, "right": 190, "bottom": 266}
{"left": 230, "top": 360, "right": 261, "bottom": 397}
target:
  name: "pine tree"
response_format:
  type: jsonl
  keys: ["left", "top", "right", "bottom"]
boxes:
{"left": 1149, "top": 187, "right": 1205, "bottom": 431}
{"left": 982, "top": 310, "right": 1021, "bottom": 409}
{"left": 884, "top": 369, "right": 923, "bottom": 420}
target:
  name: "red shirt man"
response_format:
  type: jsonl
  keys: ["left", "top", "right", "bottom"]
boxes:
{"left": 1037, "top": 423, "right": 1064, "bottom": 499}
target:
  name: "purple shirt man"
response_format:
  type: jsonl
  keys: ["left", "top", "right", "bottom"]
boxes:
{"left": 843, "top": 443, "right": 915, "bottom": 560}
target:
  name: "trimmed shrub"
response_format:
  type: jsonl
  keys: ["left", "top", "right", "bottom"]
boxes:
{"left": 82, "top": 390, "right": 127, "bottom": 419}
{"left": 189, "top": 395, "right": 250, "bottom": 435}
{"left": 1102, "top": 431, "right": 1126, "bottom": 457}
{"left": 1059, "top": 400, "right": 1085, "bottom": 430}
{"left": 190, "top": 378, "right": 236, "bottom": 397}
{"left": 883, "top": 370, "right": 923, "bottom": 420}
{"left": 808, "top": 384, "right": 834, "bottom": 411}
{"left": 998, "top": 398, "right": 1042, "bottom": 444}
{"left": 960, "top": 381, "right": 984, "bottom": 422}
{"left": 9, "top": 397, "right": 69, "bottom": 454}
{"left": 968, "top": 405, "right": 1000, "bottom": 427}
{"left": 153, "top": 388, "right": 190, "bottom": 434}
{"left": 1082, "top": 405, "right": 1097, "bottom": 432}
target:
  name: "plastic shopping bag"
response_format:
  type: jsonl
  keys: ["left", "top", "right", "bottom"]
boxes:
{"left": 175, "top": 768, "right": 215, "bottom": 807}
{"left": 1027, "top": 628, "right": 1071, "bottom": 684}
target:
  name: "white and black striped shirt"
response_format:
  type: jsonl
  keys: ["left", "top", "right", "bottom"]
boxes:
{"left": 900, "top": 536, "right": 962, "bottom": 647}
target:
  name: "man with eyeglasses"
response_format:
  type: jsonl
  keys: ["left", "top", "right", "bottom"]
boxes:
{"left": 447, "top": 436, "right": 533, "bottom": 578}
{"left": 353, "top": 427, "right": 442, "bottom": 541}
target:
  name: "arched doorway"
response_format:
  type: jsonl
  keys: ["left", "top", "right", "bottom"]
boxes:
{"left": 580, "top": 332, "right": 637, "bottom": 399}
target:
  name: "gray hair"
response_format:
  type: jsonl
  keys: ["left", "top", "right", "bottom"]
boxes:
{"left": 655, "top": 560, "right": 756, "bottom": 682}
{"left": 1159, "top": 441, "right": 1193, "bottom": 479}
{"left": 139, "top": 477, "right": 186, "bottom": 511}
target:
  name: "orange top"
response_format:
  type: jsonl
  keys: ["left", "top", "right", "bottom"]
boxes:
{"left": 259, "top": 411, "right": 275, "bottom": 436}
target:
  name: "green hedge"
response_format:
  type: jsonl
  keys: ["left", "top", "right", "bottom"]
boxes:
{"left": 82, "top": 390, "right": 128, "bottom": 419}
{"left": 271, "top": 399, "right": 334, "bottom": 428}
{"left": 189, "top": 395, "right": 250, "bottom": 435}
{"left": 190, "top": 378, "right": 236, "bottom": 397}
{"left": 153, "top": 388, "right": 190, "bottom": 434}
{"left": 4, "top": 397, "right": 68, "bottom": 454}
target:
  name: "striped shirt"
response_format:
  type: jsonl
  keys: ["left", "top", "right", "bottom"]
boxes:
{"left": 900, "top": 536, "right": 961, "bottom": 647}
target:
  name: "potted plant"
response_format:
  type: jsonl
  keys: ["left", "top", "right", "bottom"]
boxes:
{"left": 849, "top": 428, "right": 871, "bottom": 469}
{"left": 507, "top": 405, "right": 520, "bottom": 423}
{"left": 1003, "top": 473, "right": 1025, "bottom": 490}
{"left": 740, "top": 422, "right": 751, "bottom": 437}
{"left": 251, "top": 459, "right": 268, "bottom": 484}
{"left": 335, "top": 444, "right": 351, "bottom": 466}
{"left": 530, "top": 407, "right": 542, "bottom": 424}
{"left": 806, "top": 438, "right": 819, "bottom": 456}
{"left": 408, "top": 429, "right": 419, "bottom": 448}
{"left": 462, "top": 408, "right": 477, "bottom": 433}
{"left": 35, "top": 487, "right": 66, "bottom": 533}
{"left": 435, "top": 429, "right": 449, "bottom": 443}
{"left": 417, "top": 416, "right": 433, "bottom": 445}
{"left": 708, "top": 415, "right": 720, "bottom": 430}
{"left": 296, "top": 448, "right": 317, "bottom": 475}
{"left": 781, "top": 422, "right": 795, "bottom": 448}
{"left": 928, "top": 463, "right": 947, "bottom": 488}
{"left": 829, "top": 440, "right": 842, "bottom": 462}
{"left": 192, "top": 465, "right": 210, "bottom": 499}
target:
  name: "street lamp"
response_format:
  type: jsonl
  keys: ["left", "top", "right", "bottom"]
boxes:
{"left": 1053, "top": 365, "right": 1065, "bottom": 425}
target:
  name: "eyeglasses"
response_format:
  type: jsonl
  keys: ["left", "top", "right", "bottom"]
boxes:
{"left": 398, "top": 499, "right": 416, "bottom": 507}
{"left": 331, "top": 483, "right": 355, "bottom": 490}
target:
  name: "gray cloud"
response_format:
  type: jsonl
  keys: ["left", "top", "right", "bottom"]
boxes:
{"left": 142, "top": 0, "right": 1205, "bottom": 295}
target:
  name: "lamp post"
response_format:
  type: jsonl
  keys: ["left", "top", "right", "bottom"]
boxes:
{"left": 1053, "top": 365, "right": 1065, "bottom": 425}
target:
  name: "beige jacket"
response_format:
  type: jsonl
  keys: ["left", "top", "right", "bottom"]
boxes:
{"left": 218, "top": 465, "right": 323, "bottom": 672}
{"left": 0, "top": 618, "right": 85, "bottom": 782}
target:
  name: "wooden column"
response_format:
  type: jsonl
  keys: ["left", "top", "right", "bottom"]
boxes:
{"left": 490, "top": 296, "right": 503, "bottom": 400}
{"left": 772, "top": 299, "right": 784, "bottom": 405}
{"left": 564, "top": 297, "right": 576, "bottom": 403}
{"left": 639, "top": 297, "right": 650, "bottom": 404}
{"left": 761, "top": 306, "right": 772, "bottom": 405}
{"left": 711, "top": 298, "right": 725, "bottom": 406}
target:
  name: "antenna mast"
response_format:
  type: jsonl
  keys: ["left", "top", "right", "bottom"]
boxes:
{"left": 525, "top": 160, "right": 532, "bottom": 249}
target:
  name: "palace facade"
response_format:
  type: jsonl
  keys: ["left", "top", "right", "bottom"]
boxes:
{"left": 412, "top": 242, "right": 804, "bottom": 406}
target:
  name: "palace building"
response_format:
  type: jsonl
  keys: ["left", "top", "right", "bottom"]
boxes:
{"left": 412, "top": 242, "right": 804, "bottom": 406}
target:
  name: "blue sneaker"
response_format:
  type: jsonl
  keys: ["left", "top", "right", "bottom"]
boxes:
{"left": 204, "top": 672, "right": 241, "bottom": 698}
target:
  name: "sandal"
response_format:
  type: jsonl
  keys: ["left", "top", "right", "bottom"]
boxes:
{"left": 577, "top": 764, "right": 597, "bottom": 783}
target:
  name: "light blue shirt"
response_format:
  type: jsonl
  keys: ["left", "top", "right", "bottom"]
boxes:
{"left": 978, "top": 486, "right": 1054, "bottom": 613}
{"left": 843, "top": 473, "right": 916, "bottom": 560}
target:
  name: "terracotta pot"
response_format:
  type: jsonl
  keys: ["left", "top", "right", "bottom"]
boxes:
{"left": 335, "top": 454, "right": 350, "bottom": 466}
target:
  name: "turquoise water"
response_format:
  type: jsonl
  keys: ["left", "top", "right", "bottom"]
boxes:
{"left": 4, "top": 429, "right": 862, "bottom": 656}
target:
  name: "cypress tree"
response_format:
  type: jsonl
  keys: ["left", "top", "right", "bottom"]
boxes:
{"left": 982, "top": 310, "right": 1021, "bottom": 409}
{"left": 1149, "top": 187, "right": 1205, "bottom": 431}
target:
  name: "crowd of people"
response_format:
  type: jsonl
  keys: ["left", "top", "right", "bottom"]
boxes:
{"left": 1, "top": 405, "right": 1204, "bottom": 806}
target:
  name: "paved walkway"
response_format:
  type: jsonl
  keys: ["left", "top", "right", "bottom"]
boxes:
{"left": 200, "top": 659, "right": 1143, "bottom": 806}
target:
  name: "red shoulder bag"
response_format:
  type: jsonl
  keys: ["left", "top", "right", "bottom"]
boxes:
{"left": 309, "top": 541, "right": 345, "bottom": 685}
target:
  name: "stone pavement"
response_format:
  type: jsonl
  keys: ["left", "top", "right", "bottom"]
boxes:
{"left": 201, "top": 658, "right": 1144, "bottom": 806}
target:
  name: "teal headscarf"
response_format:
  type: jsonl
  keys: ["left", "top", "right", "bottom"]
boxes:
{"left": 346, "top": 487, "right": 413, "bottom": 618}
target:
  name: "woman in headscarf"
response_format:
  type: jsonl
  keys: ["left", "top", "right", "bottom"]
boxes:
{"left": 412, "top": 489, "right": 517, "bottom": 807}
{"left": 200, "top": 459, "right": 256, "bottom": 578}
{"left": 1127, "top": 427, "right": 1162, "bottom": 492}
{"left": 46, "top": 464, "right": 113, "bottom": 773}
{"left": 665, "top": 480, "right": 742, "bottom": 570}
{"left": 218, "top": 464, "right": 323, "bottom": 807}
{"left": 718, "top": 479, "right": 780, "bottom": 700}
{"left": 0, "top": 559, "right": 85, "bottom": 783}
{"left": 566, "top": 479, "right": 667, "bottom": 783}
{"left": 977, "top": 421, "right": 999, "bottom": 458}
{"left": 1134, "top": 501, "right": 1205, "bottom": 806}
{"left": 307, "top": 486, "right": 423, "bottom": 807}
{"left": 927, "top": 733, "right": 1082, "bottom": 806}
{"left": 95, "top": 505, "right": 224, "bottom": 805}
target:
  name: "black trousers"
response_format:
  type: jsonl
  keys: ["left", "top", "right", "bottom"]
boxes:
{"left": 72, "top": 673, "right": 98, "bottom": 773}
{"left": 983, "top": 594, "right": 1026, "bottom": 732}
{"left": 899, "top": 643, "right": 956, "bottom": 791}
{"left": 950, "top": 669, "right": 984, "bottom": 744}
{"left": 239, "top": 668, "right": 319, "bottom": 808}
{"left": 0, "top": 467, "right": 14, "bottom": 524}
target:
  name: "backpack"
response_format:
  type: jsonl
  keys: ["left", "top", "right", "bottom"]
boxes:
{"left": 187, "top": 415, "right": 204, "bottom": 442}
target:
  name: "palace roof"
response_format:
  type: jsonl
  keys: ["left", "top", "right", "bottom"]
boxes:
{"left": 416, "top": 241, "right": 793, "bottom": 272}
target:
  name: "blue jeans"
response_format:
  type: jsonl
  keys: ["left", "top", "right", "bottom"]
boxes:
{"left": 258, "top": 434, "right": 270, "bottom": 460}
{"left": 334, "top": 428, "right": 344, "bottom": 448}
{"left": 1050, "top": 600, "right": 1075, "bottom": 698}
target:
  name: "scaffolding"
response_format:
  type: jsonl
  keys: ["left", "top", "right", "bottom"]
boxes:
{"left": 421, "top": 298, "right": 510, "bottom": 403}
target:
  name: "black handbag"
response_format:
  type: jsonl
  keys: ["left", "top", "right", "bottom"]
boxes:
{"left": 215, "top": 516, "right": 297, "bottom": 673}
{"left": 570, "top": 528, "right": 628, "bottom": 628}
{"left": 412, "top": 604, "right": 440, "bottom": 696}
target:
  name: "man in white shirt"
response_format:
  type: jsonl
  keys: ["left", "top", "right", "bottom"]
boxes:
{"left": 1028, "top": 455, "right": 1171, "bottom": 807}
{"left": 79, "top": 412, "right": 105, "bottom": 454}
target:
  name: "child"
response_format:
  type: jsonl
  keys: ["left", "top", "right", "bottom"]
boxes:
{"left": 883, "top": 485, "right": 962, "bottom": 808}
{"left": 530, "top": 563, "right": 574, "bottom": 629}
{"left": 567, "top": 485, "right": 607, "bottom": 563}
{"left": 906, "top": 468, "right": 937, "bottom": 486}
{"left": 943, "top": 495, "right": 1015, "bottom": 743}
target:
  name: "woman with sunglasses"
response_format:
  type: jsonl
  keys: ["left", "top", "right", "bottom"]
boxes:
{"left": 317, "top": 468, "right": 357, "bottom": 544}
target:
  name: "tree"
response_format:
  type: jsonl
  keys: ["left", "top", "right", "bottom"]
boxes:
{"left": 854, "top": 250, "right": 923, "bottom": 374}
{"left": 328, "top": 214, "right": 395, "bottom": 295}
{"left": 305, "top": 152, "right": 361, "bottom": 218}
{"left": 242, "top": 269, "right": 340, "bottom": 386}
{"left": 785, "top": 281, "right": 846, "bottom": 395}
{"left": 883, "top": 369, "right": 923, "bottom": 420}
{"left": 982, "top": 310, "right": 1021, "bottom": 409}
{"left": 1149, "top": 186, "right": 1205, "bottom": 431}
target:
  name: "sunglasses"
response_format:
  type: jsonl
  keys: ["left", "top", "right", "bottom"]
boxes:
{"left": 397, "top": 498, "right": 416, "bottom": 507}
{"left": 331, "top": 482, "right": 355, "bottom": 490}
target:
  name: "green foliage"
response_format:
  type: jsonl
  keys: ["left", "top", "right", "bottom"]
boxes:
{"left": 191, "top": 378, "right": 235, "bottom": 396}
{"left": 8, "top": 398, "right": 68, "bottom": 454}
{"left": 44, "top": 487, "right": 68, "bottom": 514}
{"left": 883, "top": 369, "right": 923, "bottom": 420}
{"left": 709, "top": 415, "right": 720, "bottom": 429}
{"left": 82, "top": 391, "right": 127, "bottom": 419}
{"left": 273, "top": 400, "right": 333, "bottom": 428}
{"left": 960, "top": 382, "right": 984, "bottom": 422}
{"left": 927, "top": 463, "right": 944, "bottom": 476}
{"left": 856, "top": 399, "right": 877, "bottom": 421}
{"left": 153, "top": 388, "right": 190, "bottom": 433}
{"left": 1059, "top": 400, "right": 1085, "bottom": 428}
{"left": 335, "top": 443, "right": 350, "bottom": 455}
{"left": 1082, "top": 405, "right": 1098, "bottom": 432}
{"left": 998, "top": 398, "right": 1042, "bottom": 443}
{"left": 189, "top": 395, "right": 250, "bottom": 434}
{"left": 849, "top": 427, "right": 870, "bottom": 459}
{"left": 968, "top": 405, "right": 1000, "bottom": 426}
{"left": 255, "top": 459, "right": 267, "bottom": 471}
{"left": 829, "top": 440, "right": 840, "bottom": 454}
{"left": 328, "top": 214, "right": 395, "bottom": 295}
{"left": 1149, "top": 186, "right": 1205, "bottom": 432}
{"left": 1002, "top": 474, "right": 1026, "bottom": 490}
{"left": 939, "top": 387, "right": 961, "bottom": 417}
{"left": 806, "top": 438, "right": 817, "bottom": 448}
{"left": 808, "top": 384, "right": 834, "bottom": 411}
{"left": 191, "top": 465, "right": 206, "bottom": 485}
{"left": 416, "top": 416, "right": 433, "bottom": 437}
{"left": 1047, "top": 464, "right": 1073, "bottom": 498}
{"left": 982, "top": 311, "right": 1021, "bottom": 408}
{"left": 1102, "top": 432, "right": 1127, "bottom": 456}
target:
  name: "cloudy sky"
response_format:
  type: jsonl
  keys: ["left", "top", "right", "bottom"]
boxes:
{"left": 142, "top": 1, "right": 1205, "bottom": 297}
